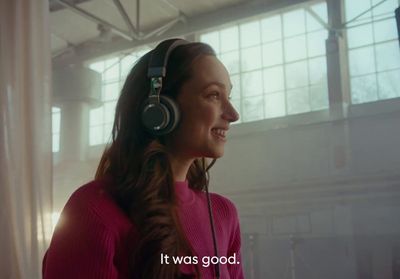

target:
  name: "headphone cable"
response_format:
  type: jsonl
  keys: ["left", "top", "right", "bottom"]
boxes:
{"left": 203, "top": 158, "right": 220, "bottom": 279}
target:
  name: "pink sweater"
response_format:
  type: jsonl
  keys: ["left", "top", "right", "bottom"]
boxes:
{"left": 42, "top": 177, "right": 244, "bottom": 279}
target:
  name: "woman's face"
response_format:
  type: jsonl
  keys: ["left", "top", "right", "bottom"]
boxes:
{"left": 166, "top": 55, "right": 239, "bottom": 159}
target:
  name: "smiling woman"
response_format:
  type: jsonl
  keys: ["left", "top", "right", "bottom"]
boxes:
{"left": 42, "top": 39, "right": 243, "bottom": 279}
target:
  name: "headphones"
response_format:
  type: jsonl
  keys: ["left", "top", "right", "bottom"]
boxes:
{"left": 141, "top": 38, "right": 190, "bottom": 136}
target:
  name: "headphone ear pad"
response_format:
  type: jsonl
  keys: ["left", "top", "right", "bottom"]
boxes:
{"left": 141, "top": 95, "right": 180, "bottom": 135}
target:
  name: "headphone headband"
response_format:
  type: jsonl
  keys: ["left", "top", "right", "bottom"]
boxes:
{"left": 147, "top": 39, "right": 190, "bottom": 78}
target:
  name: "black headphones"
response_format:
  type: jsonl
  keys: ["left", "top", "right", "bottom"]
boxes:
{"left": 141, "top": 38, "right": 190, "bottom": 136}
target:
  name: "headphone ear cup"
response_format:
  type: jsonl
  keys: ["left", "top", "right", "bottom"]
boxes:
{"left": 159, "top": 95, "right": 180, "bottom": 135}
{"left": 141, "top": 95, "right": 180, "bottom": 135}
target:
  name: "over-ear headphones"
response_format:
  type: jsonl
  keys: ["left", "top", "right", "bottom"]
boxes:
{"left": 141, "top": 38, "right": 190, "bottom": 136}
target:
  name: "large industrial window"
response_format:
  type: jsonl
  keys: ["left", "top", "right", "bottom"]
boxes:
{"left": 88, "top": 47, "right": 150, "bottom": 146}
{"left": 200, "top": 2, "right": 329, "bottom": 123}
{"left": 345, "top": 0, "right": 400, "bottom": 104}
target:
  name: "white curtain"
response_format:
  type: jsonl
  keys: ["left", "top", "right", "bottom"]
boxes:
{"left": 0, "top": 0, "right": 53, "bottom": 278}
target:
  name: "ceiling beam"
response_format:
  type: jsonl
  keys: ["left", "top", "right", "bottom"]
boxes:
{"left": 55, "top": 0, "right": 137, "bottom": 40}
{"left": 112, "top": 0, "right": 138, "bottom": 35}
{"left": 49, "top": 0, "right": 91, "bottom": 12}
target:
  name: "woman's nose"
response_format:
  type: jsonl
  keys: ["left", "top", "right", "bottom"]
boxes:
{"left": 222, "top": 101, "right": 240, "bottom": 123}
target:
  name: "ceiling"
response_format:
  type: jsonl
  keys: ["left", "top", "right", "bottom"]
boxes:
{"left": 49, "top": 0, "right": 312, "bottom": 64}
{"left": 49, "top": 0, "right": 246, "bottom": 59}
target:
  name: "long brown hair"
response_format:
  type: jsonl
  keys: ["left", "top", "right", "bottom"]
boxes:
{"left": 95, "top": 41, "right": 217, "bottom": 278}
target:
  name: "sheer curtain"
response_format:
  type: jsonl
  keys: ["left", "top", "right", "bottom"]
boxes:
{"left": 0, "top": 0, "right": 53, "bottom": 278}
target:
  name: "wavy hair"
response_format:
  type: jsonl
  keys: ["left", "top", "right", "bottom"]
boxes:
{"left": 95, "top": 41, "right": 217, "bottom": 278}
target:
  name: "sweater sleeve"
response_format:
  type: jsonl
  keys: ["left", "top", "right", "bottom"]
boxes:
{"left": 43, "top": 196, "right": 118, "bottom": 279}
{"left": 227, "top": 206, "right": 245, "bottom": 279}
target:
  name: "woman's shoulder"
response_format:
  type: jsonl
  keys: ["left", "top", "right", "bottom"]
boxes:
{"left": 59, "top": 176, "right": 132, "bottom": 234}
{"left": 210, "top": 191, "right": 237, "bottom": 209}
{"left": 67, "top": 176, "right": 112, "bottom": 206}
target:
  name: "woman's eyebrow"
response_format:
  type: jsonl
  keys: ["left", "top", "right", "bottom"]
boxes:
{"left": 203, "top": 81, "right": 233, "bottom": 91}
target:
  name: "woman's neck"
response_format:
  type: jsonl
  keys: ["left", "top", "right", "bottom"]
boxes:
{"left": 167, "top": 152, "right": 194, "bottom": 182}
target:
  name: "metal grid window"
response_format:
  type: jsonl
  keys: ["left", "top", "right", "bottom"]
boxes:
{"left": 345, "top": 0, "right": 400, "bottom": 104}
{"left": 52, "top": 107, "right": 61, "bottom": 153}
{"left": 88, "top": 47, "right": 150, "bottom": 146}
{"left": 200, "top": 2, "right": 329, "bottom": 123}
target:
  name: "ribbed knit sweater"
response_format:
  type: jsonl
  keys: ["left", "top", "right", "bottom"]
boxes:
{"left": 42, "top": 177, "right": 244, "bottom": 279}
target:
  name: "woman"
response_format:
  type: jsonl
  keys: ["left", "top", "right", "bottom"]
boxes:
{"left": 43, "top": 39, "right": 244, "bottom": 279}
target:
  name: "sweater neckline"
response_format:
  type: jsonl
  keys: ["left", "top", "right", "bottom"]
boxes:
{"left": 175, "top": 180, "right": 195, "bottom": 205}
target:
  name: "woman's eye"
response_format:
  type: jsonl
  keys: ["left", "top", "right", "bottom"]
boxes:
{"left": 208, "top": 92, "right": 219, "bottom": 99}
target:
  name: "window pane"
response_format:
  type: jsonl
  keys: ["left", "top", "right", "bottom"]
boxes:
{"left": 121, "top": 54, "right": 138, "bottom": 78}
{"left": 52, "top": 107, "right": 60, "bottom": 113}
{"left": 104, "top": 57, "right": 119, "bottom": 66}
{"left": 262, "top": 41, "right": 283, "bottom": 67}
{"left": 240, "top": 21, "right": 261, "bottom": 48}
{"left": 309, "top": 57, "right": 327, "bottom": 85}
{"left": 90, "top": 125, "right": 103, "bottom": 146}
{"left": 52, "top": 112, "right": 60, "bottom": 134}
{"left": 220, "top": 51, "right": 240, "bottom": 74}
{"left": 220, "top": 26, "right": 239, "bottom": 52}
{"left": 200, "top": 32, "right": 220, "bottom": 53}
{"left": 312, "top": 2, "right": 328, "bottom": 20}
{"left": 89, "top": 61, "right": 105, "bottom": 73}
{"left": 230, "top": 74, "right": 241, "bottom": 100}
{"left": 230, "top": 98, "right": 242, "bottom": 123}
{"left": 345, "top": 0, "right": 371, "bottom": 22}
{"left": 283, "top": 10, "right": 306, "bottom": 37}
{"left": 241, "top": 46, "right": 262, "bottom": 71}
{"left": 284, "top": 35, "right": 307, "bottom": 62}
{"left": 103, "top": 123, "right": 113, "bottom": 143}
{"left": 306, "top": 3, "right": 328, "bottom": 32}
{"left": 52, "top": 134, "right": 60, "bottom": 153}
{"left": 375, "top": 41, "right": 400, "bottom": 72}
{"left": 287, "top": 87, "right": 310, "bottom": 115}
{"left": 349, "top": 46, "right": 376, "bottom": 76}
{"left": 103, "top": 82, "right": 119, "bottom": 101}
{"left": 242, "top": 70, "right": 263, "bottom": 97}
{"left": 104, "top": 58, "right": 119, "bottom": 82}
{"left": 104, "top": 101, "right": 117, "bottom": 124}
{"left": 264, "top": 92, "right": 285, "bottom": 118}
{"left": 243, "top": 96, "right": 264, "bottom": 122}
{"left": 378, "top": 70, "right": 400, "bottom": 100}
{"left": 90, "top": 106, "right": 104, "bottom": 126}
{"left": 285, "top": 61, "right": 309, "bottom": 89}
{"left": 263, "top": 66, "right": 284, "bottom": 93}
{"left": 261, "top": 15, "right": 282, "bottom": 42}
{"left": 373, "top": 18, "right": 398, "bottom": 43}
{"left": 310, "top": 83, "right": 329, "bottom": 110}
{"left": 347, "top": 24, "right": 374, "bottom": 48}
{"left": 307, "top": 30, "right": 327, "bottom": 57}
{"left": 351, "top": 75, "right": 378, "bottom": 104}
{"left": 372, "top": 0, "right": 398, "bottom": 18}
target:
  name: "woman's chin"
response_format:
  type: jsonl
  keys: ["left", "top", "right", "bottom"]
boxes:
{"left": 203, "top": 148, "right": 224, "bottom": 159}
